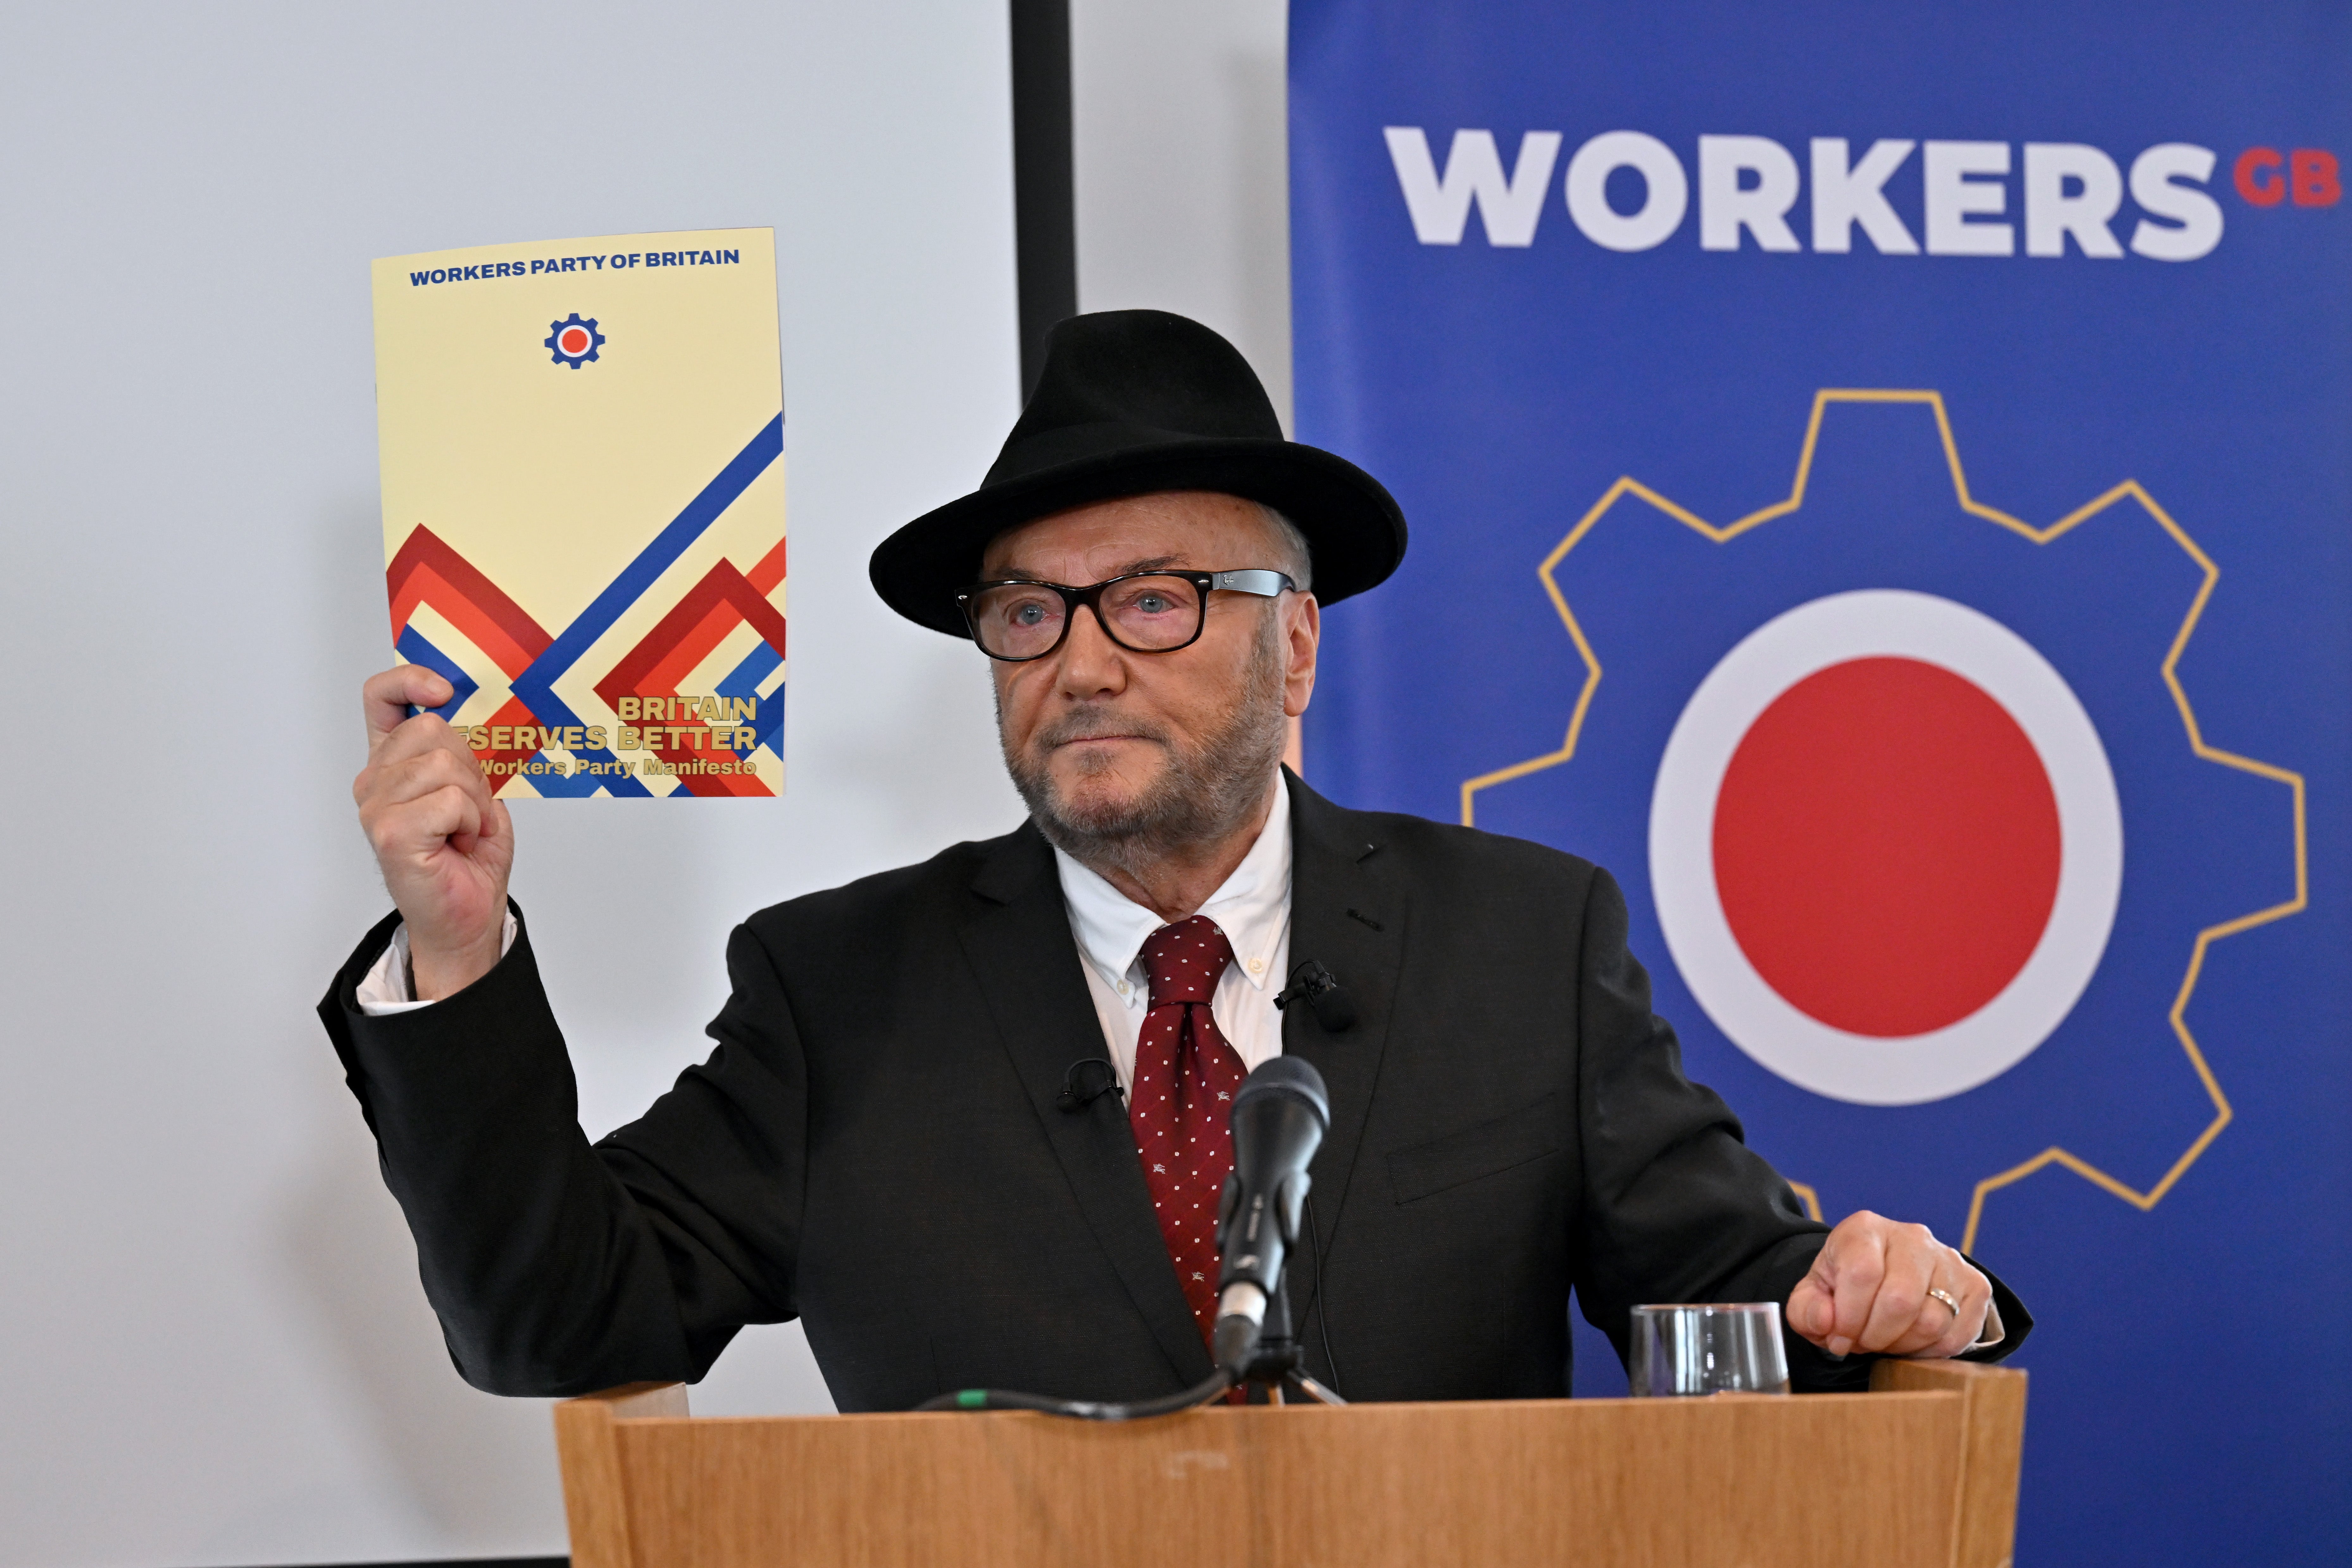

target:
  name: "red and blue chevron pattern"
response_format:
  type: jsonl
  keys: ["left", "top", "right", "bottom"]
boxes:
{"left": 384, "top": 414, "right": 786, "bottom": 798}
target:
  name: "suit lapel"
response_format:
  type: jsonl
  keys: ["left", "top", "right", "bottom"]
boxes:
{"left": 1281, "top": 771, "right": 1403, "bottom": 1293}
{"left": 956, "top": 824, "right": 1214, "bottom": 1386}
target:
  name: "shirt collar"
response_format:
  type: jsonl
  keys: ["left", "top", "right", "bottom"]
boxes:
{"left": 1054, "top": 771, "right": 1293, "bottom": 1007}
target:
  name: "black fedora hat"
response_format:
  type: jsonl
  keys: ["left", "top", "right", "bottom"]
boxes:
{"left": 869, "top": 309, "right": 1408, "bottom": 637}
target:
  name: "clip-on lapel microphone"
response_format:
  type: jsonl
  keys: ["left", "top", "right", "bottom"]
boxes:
{"left": 1272, "top": 960, "right": 1357, "bottom": 1032}
{"left": 1057, "top": 1056, "right": 1126, "bottom": 1112}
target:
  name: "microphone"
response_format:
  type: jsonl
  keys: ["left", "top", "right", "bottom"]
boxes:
{"left": 1210, "top": 1057, "right": 1331, "bottom": 1378}
{"left": 1056, "top": 1057, "right": 1124, "bottom": 1112}
{"left": 1271, "top": 959, "right": 1357, "bottom": 1032}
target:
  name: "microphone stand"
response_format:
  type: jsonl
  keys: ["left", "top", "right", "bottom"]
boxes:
{"left": 914, "top": 1274, "right": 1344, "bottom": 1416}
{"left": 1236, "top": 1277, "right": 1347, "bottom": 1407}
{"left": 919, "top": 1057, "right": 1344, "bottom": 1418}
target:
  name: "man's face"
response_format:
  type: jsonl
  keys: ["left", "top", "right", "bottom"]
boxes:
{"left": 982, "top": 491, "right": 1319, "bottom": 851}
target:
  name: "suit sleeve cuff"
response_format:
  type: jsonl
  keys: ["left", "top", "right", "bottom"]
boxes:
{"left": 356, "top": 910, "right": 521, "bottom": 1014}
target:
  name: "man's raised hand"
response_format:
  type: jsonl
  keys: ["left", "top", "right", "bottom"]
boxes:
{"left": 1785, "top": 1210, "right": 1997, "bottom": 1361}
{"left": 354, "top": 666, "right": 512, "bottom": 999}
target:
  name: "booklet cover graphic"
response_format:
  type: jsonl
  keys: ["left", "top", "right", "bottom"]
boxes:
{"left": 372, "top": 227, "right": 786, "bottom": 798}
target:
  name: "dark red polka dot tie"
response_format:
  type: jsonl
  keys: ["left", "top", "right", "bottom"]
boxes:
{"left": 1130, "top": 915, "right": 1248, "bottom": 1346}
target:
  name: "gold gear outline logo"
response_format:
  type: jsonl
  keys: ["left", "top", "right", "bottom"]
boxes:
{"left": 1459, "top": 389, "right": 2308, "bottom": 1252}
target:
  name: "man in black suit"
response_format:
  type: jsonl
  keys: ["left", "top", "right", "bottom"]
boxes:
{"left": 324, "top": 311, "right": 2024, "bottom": 1410}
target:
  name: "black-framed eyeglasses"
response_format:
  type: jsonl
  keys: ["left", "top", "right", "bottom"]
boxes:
{"left": 956, "top": 569, "right": 1296, "bottom": 662}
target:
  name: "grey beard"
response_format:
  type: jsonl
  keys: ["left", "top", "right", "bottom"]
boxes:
{"left": 1000, "top": 615, "right": 1289, "bottom": 883}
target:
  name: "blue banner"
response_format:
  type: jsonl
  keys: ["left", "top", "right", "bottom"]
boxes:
{"left": 1290, "top": 4, "right": 2347, "bottom": 1561}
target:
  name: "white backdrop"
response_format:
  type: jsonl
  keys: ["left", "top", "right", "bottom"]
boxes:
{"left": 0, "top": 4, "right": 1024, "bottom": 1564}
{"left": 1073, "top": 0, "right": 1291, "bottom": 425}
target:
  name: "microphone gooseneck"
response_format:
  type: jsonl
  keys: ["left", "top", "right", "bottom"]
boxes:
{"left": 1211, "top": 1282, "right": 1267, "bottom": 1373}
{"left": 1211, "top": 1057, "right": 1332, "bottom": 1378}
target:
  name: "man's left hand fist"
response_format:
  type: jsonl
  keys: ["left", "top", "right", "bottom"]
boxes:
{"left": 1786, "top": 1210, "right": 1994, "bottom": 1360}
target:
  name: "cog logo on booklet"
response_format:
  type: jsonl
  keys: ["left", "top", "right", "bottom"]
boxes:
{"left": 544, "top": 313, "right": 605, "bottom": 368}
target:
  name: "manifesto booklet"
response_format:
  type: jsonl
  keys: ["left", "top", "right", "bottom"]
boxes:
{"left": 371, "top": 227, "right": 786, "bottom": 798}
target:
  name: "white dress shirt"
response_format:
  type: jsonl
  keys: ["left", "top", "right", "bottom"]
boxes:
{"left": 357, "top": 773, "right": 1295, "bottom": 1059}
{"left": 1053, "top": 771, "right": 1292, "bottom": 1092}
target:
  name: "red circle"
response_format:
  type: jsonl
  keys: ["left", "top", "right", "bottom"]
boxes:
{"left": 1710, "top": 656, "right": 2062, "bottom": 1037}
{"left": 559, "top": 327, "right": 590, "bottom": 354}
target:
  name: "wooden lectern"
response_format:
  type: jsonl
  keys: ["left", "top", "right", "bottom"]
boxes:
{"left": 554, "top": 1359, "right": 2024, "bottom": 1568}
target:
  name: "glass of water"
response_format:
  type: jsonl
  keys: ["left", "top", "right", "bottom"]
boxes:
{"left": 1627, "top": 1302, "right": 1790, "bottom": 1396}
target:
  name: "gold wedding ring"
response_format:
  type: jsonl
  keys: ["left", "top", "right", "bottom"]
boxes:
{"left": 1926, "top": 1287, "right": 1962, "bottom": 1318}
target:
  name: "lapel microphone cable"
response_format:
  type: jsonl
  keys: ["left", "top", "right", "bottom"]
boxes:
{"left": 1304, "top": 1193, "right": 1341, "bottom": 1391}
